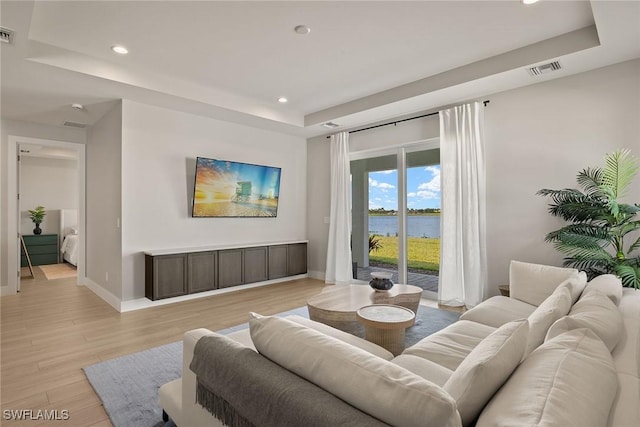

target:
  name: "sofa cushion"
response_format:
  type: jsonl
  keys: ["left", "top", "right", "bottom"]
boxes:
{"left": 391, "top": 355, "right": 453, "bottom": 387}
{"left": 286, "top": 315, "right": 394, "bottom": 360}
{"left": 249, "top": 313, "right": 462, "bottom": 427}
{"left": 524, "top": 286, "right": 572, "bottom": 358}
{"left": 581, "top": 274, "right": 623, "bottom": 306}
{"left": 609, "top": 288, "right": 640, "bottom": 426}
{"left": 402, "top": 320, "right": 496, "bottom": 371}
{"left": 546, "top": 291, "right": 623, "bottom": 351}
{"left": 476, "top": 328, "right": 618, "bottom": 427}
{"left": 443, "top": 319, "right": 528, "bottom": 427}
{"left": 509, "top": 260, "right": 578, "bottom": 306}
{"left": 459, "top": 296, "right": 536, "bottom": 328}
{"left": 553, "top": 271, "right": 587, "bottom": 305}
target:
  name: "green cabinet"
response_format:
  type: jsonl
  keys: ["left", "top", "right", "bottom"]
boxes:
{"left": 21, "top": 234, "right": 58, "bottom": 267}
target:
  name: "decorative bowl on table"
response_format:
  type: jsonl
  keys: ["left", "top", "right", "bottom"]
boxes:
{"left": 369, "top": 271, "right": 394, "bottom": 292}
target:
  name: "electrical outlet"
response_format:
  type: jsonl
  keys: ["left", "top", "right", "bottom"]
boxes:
{"left": 105, "top": 272, "right": 109, "bottom": 282}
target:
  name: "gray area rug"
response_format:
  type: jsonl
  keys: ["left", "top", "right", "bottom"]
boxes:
{"left": 84, "top": 304, "right": 460, "bottom": 427}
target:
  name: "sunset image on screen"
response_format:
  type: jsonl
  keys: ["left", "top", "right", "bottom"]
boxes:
{"left": 193, "top": 158, "right": 281, "bottom": 217}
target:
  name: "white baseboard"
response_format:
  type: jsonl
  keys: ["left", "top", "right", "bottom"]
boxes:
{"left": 308, "top": 270, "right": 326, "bottom": 281}
{"left": 0, "top": 285, "right": 14, "bottom": 296}
{"left": 81, "top": 277, "right": 122, "bottom": 312}
{"left": 119, "top": 273, "right": 309, "bottom": 312}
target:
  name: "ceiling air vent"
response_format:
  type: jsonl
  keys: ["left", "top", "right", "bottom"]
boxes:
{"left": 63, "top": 121, "right": 87, "bottom": 128}
{"left": 322, "top": 122, "right": 340, "bottom": 129}
{"left": 527, "top": 61, "right": 562, "bottom": 76}
{"left": 0, "top": 27, "right": 15, "bottom": 44}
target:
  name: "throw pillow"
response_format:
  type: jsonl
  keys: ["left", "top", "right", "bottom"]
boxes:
{"left": 581, "top": 274, "right": 623, "bottom": 306}
{"left": 443, "top": 319, "right": 529, "bottom": 426}
{"left": 509, "top": 260, "right": 579, "bottom": 306}
{"left": 546, "top": 290, "right": 623, "bottom": 351}
{"left": 523, "top": 286, "right": 572, "bottom": 358}
{"left": 286, "top": 315, "right": 394, "bottom": 360}
{"left": 552, "top": 271, "right": 587, "bottom": 305}
{"left": 476, "top": 328, "right": 618, "bottom": 427}
{"left": 249, "top": 313, "right": 462, "bottom": 427}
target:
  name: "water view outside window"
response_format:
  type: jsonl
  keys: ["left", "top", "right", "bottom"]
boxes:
{"left": 368, "top": 165, "right": 440, "bottom": 277}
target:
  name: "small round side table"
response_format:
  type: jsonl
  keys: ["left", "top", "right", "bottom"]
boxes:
{"left": 356, "top": 304, "right": 416, "bottom": 356}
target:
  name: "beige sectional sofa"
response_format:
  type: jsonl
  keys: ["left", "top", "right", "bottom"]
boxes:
{"left": 159, "top": 261, "right": 640, "bottom": 427}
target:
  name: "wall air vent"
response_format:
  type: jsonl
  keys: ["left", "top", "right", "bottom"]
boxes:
{"left": 527, "top": 61, "right": 562, "bottom": 76}
{"left": 63, "top": 121, "right": 87, "bottom": 128}
{"left": 0, "top": 27, "right": 15, "bottom": 44}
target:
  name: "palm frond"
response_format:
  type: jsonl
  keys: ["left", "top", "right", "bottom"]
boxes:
{"left": 553, "top": 240, "right": 612, "bottom": 261}
{"left": 613, "top": 264, "right": 640, "bottom": 289}
{"left": 550, "top": 230, "right": 611, "bottom": 248}
{"left": 619, "top": 220, "right": 640, "bottom": 235}
{"left": 538, "top": 189, "right": 609, "bottom": 222}
{"left": 628, "top": 235, "right": 640, "bottom": 255}
{"left": 600, "top": 149, "right": 639, "bottom": 199}
{"left": 545, "top": 224, "right": 611, "bottom": 243}
{"left": 618, "top": 203, "right": 640, "bottom": 216}
{"left": 563, "top": 258, "right": 612, "bottom": 276}
{"left": 576, "top": 167, "right": 604, "bottom": 196}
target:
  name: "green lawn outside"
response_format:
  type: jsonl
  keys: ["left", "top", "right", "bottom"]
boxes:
{"left": 369, "top": 235, "right": 440, "bottom": 272}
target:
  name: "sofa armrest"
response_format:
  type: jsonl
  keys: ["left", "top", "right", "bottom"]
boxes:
{"left": 181, "top": 329, "right": 239, "bottom": 427}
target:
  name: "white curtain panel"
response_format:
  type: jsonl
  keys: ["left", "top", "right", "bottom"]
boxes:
{"left": 325, "top": 131, "right": 353, "bottom": 284}
{"left": 438, "top": 102, "right": 487, "bottom": 307}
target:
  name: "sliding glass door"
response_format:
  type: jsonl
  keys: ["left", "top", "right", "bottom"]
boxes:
{"left": 351, "top": 154, "right": 399, "bottom": 283}
{"left": 351, "top": 141, "right": 440, "bottom": 297}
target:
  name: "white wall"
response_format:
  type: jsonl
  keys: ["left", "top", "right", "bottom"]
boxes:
{"left": 484, "top": 58, "right": 640, "bottom": 289}
{"left": 307, "top": 59, "right": 640, "bottom": 292}
{"left": 19, "top": 156, "right": 78, "bottom": 236}
{"left": 0, "top": 119, "right": 85, "bottom": 290}
{"left": 86, "top": 102, "right": 123, "bottom": 299}
{"left": 120, "top": 100, "right": 307, "bottom": 300}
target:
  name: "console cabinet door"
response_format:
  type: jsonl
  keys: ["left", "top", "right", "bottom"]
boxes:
{"left": 287, "top": 243, "right": 307, "bottom": 275}
{"left": 147, "top": 254, "right": 187, "bottom": 300}
{"left": 268, "top": 245, "right": 288, "bottom": 279}
{"left": 218, "top": 249, "right": 244, "bottom": 289}
{"left": 187, "top": 251, "right": 217, "bottom": 293}
{"left": 244, "top": 247, "right": 268, "bottom": 284}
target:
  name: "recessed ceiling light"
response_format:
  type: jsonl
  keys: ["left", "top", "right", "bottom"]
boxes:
{"left": 111, "top": 45, "right": 129, "bottom": 55}
{"left": 71, "top": 103, "right": 85, "bottom": 110}
{"left": 521, "top": 0, "right": 540, "bottom": 4}
{"left": 277, "top": 97, "right": 288, "bottom": 103}
{"left": 294, "top": 25, "right": 311, "bottom": 35}
{"left": 322, "top": 122, "right": 340, "bottom": 129}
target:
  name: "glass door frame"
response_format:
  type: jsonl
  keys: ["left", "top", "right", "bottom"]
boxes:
{"left": 350, "top": 138, "right": 439, "bottom": 295}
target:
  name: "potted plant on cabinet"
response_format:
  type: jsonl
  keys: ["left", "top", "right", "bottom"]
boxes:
{"left": 28, "top": 206, "right": 46, "bottom": 235}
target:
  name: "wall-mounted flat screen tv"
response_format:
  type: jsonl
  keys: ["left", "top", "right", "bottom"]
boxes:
{"left": 192, "top": 157, "right": 281, "bottom": 218}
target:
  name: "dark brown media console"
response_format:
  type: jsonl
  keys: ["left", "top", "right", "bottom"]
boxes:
{"left": 145, "top": 242, "right": 307, "bottom": 300}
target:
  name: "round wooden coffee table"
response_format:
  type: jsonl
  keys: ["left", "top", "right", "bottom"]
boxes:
{"left": 356, "top": 304, "right": 416, "bottom": 356}
{"left": 306, "top": 284, "right": 422, "bottom": 336}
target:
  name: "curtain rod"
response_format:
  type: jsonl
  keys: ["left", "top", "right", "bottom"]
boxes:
{"left": 325, "top": 100, "right": 490, "bottom": 139}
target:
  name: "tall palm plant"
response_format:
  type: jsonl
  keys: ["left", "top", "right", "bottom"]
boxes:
{"left": 537, "top": 149, "right": 640, "bottom": 288}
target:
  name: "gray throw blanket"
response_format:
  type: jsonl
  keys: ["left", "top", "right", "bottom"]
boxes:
{"left": 190, "top": 333, "right": 391, "bottom": 427}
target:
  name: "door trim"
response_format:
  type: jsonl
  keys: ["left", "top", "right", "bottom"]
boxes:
{"left": 4, "top": 136, "right": 86, "bottom": 295}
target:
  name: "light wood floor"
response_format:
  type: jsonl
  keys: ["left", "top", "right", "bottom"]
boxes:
{"left": 1, "top": 270, "right": 461, "bottom": 426}
{"left": 1, "top": 269, "right": 327, "bottom": 426}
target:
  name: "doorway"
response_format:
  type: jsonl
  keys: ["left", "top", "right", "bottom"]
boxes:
{"left": 350, "top": 139, "right": 440, "bottom": 298}
{"left": 6, "top": 136, "right": 86, "bottom": 295}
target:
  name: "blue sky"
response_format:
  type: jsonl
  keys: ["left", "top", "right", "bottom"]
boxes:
{"left": 368, "top": 165, "right": 440, "bottom": 210}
